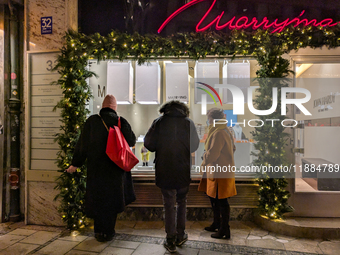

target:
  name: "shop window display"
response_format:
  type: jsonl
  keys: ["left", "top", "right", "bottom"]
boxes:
{"left": 294, "top": 63, "right": 340, "bottom": 192}
{"left": 86, "top": 59, "right": 259, "bottom": 176}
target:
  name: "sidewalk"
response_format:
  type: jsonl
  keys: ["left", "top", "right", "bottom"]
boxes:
{"left": 0, "top": 220, "right": 339, "bottom": 255}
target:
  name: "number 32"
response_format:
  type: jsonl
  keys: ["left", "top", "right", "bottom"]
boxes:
{"left": 41, "top": 18, "right": 52, "bottom": 28}
{"left": 46, "top": 59, "right": 57, "bottom": 71}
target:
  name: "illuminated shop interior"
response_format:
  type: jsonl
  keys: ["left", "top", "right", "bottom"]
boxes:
{"left": 86, "top": 59, "right": 260, "bottom": 178}
{"left": 294, "top": 63, "right": 340, "bottom": 193}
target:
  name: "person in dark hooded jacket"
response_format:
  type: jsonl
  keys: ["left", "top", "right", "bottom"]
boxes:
{"left": 66, "top": 94, "right": 136, "bottom": 242}
{"left": 144, "top": 100, "right": 199, "bottom": 253}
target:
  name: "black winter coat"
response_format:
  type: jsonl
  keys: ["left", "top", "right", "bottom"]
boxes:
{"left": 72, "top": 108, "right": 136, "bottom": 217}
{"left": 144, "top": 101, "right": 200, "bottom": 189}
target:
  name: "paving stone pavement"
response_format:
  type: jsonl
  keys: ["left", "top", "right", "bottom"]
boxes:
{"left": 0, "top": 220, "right": 339, "bottom": 255}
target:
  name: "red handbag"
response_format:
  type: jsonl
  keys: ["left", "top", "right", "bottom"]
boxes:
{"left": 100, "top": 115, "right": 139, "bottom": 172}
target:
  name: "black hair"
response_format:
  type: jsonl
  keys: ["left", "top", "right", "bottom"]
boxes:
{"left": 159, "top": 100, "right": 190, "bottom": 117}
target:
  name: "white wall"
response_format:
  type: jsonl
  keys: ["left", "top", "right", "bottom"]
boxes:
{"left": 304, "top": 127, "right": 340, "bottom": 165}
{"left": 295, "top": 63, "right": 340, "bottom": 121}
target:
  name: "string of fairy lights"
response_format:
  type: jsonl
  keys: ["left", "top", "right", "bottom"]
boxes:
{"left": 53, "top": 26, "right": 340, "bottom": 229}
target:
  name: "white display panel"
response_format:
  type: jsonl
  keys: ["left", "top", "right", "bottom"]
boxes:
{"left": 222, "top": 62, "right": 250, "bottom": 104}
{"left": 194, "top": 61, "right": 220, "bottom": 104}
{"left": 87, "top": 60, "right": 108, "bottom": 114}
{"left": 107, "top": 61, "right": 133, "bottom": 104}
{"left": 165, "top": 62, "right": 189, "bottom": 103}
{"left": 135, "top": 62, "right": 161, "bottom": 104}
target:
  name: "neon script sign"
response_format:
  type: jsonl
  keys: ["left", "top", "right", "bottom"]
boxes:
{"left": 158, "top": 0, "right": 339, "bottom": 33}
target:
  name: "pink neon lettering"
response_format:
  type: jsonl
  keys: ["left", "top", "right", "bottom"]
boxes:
{"left": 316, "top": 18, "right": 338, "bottom": 27}
{"left": 295, "top": 19, "right": 317, "bottom": 27}
{"left": 216, "top": 15, "right": 236, "bottom": 30}
{"left": 270, "top": 19, "right": 290, "bottom": 33}
{"left": 157, "top": 0, "right": 340, "bottom": 34}
{"left": 196, "top": 0, "right": 221, "bottom": 32}
{"left": 242, "top": 17, "right": 259, "bottom": 29}
{"left": 157, "top": 0, "right": 205, "bottom": 33}
{"left": 285, "top": 11, "right": 309, "bottom": 27}
{"left": 255, "top": 17, "right": 271, "bottom": 30}
{"left": 235, "top": 17, "right": 249, "bottom": 29}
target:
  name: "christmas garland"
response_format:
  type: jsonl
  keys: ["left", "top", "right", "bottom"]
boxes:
{"left": 53, "top": 26, "right": 340, "bottom": 229}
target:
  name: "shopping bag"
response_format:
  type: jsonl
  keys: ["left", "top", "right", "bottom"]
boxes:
{"left": 102, "top": 116, "right": 139, "bottom": 172}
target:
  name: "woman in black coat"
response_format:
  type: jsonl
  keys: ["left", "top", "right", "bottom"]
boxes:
{"left": 66, "top": 94, "right": 136, "bottom": 242}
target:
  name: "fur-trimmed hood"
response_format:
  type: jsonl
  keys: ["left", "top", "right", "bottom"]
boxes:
{"left": 159, "top": 100, "right": 189, "bottom": 117}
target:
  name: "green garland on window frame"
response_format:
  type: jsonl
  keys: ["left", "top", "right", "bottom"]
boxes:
{"left": 53, "top": 26, "right": 340, "bottom": 229}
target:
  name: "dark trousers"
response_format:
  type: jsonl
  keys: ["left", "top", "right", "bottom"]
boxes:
{"left": 210, "top": 196, "right": 229, "bottom": 207}
{"left": 94, "top": 212, "right": 117, "bottom": 235}
{"left": 161, "top": 186, "right": 189, "bottom": 239}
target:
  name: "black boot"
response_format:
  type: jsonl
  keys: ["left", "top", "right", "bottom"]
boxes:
{"left": 143, "top": 162, "right": 145, "bottom": 166}
{"left": 164, "top": 237, "right": 176, "bottom": 253}
{"left": 205, "top": 197, "right": 220, "bottom": 232}
{"left": 104, "top": 213, "right": 117, "bottom": 241}
{"left": 211, "top": 202, "right": 230, "bottom": 239}
{"left": 95, "top": 233, "right": 106, "bottom": 242}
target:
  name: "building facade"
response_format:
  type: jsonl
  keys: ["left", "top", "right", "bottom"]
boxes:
{"left": 0, "top": 0, "right": 339, "bottom": 225}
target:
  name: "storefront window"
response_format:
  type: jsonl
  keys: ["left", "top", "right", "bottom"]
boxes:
{"left": 87, "top": 59, "right": 260, "bottom": 176}
{"left": 294, "top": 63, "right": 340, "bottom": 192}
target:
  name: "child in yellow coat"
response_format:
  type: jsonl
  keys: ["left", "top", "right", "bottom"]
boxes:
{"left": 141, "top": 145, "right": 150, "bottom": 166}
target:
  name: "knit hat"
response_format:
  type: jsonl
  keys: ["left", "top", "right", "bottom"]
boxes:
{"left": 102, "top": 94, "right": 117, "bottom": 111}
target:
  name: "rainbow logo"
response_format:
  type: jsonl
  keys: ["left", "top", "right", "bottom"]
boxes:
{"left": 197, "top": 82, "right": 223, "bottom": 106}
